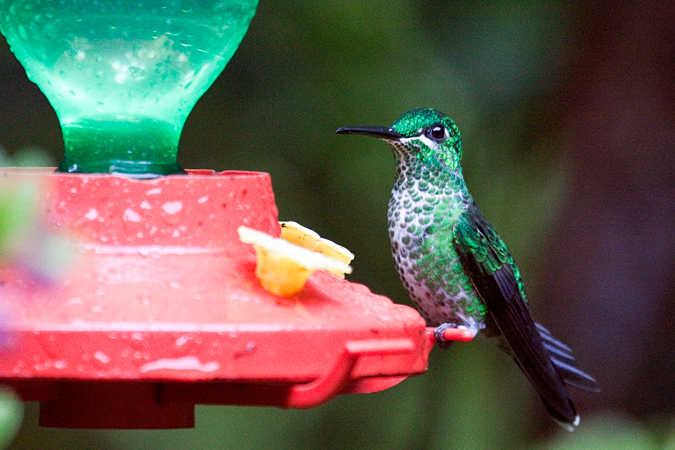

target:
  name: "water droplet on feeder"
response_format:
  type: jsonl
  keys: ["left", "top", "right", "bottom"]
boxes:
{"left": 94, "top": 351, "right": 110, "bottom": 363}
{"left": 128, "top": 66, "right": 146, "bottom": 79}
{"left": 84, "top": 208, "right": 98, "bottom": 220}
{"left": 123, "top": 208, "right": 141, "bottom": 222}
{"left": 162, "top": 201, "right": 182, "bottom": 215}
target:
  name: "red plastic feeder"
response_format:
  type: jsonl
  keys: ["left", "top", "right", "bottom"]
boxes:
{"left": 0, "top": 168, "right": 475, "bottom": 429}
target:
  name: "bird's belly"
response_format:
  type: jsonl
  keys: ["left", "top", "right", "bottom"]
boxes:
{"left": 388, "top": 208, "right": 486, "bottom": 337}
{"left": 394, "top": 250, "right": 484, "bottom": 336}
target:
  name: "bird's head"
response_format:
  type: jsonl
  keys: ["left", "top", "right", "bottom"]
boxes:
{"left": 336, "top": 108, "right": 463, "bottom": 172}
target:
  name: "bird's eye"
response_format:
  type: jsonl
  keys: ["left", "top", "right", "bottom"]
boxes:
{"left": 425, "top": 124, "right": 447, "bottom": 142}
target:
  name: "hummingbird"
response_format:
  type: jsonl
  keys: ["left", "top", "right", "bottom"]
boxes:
{"left": 336, "top": 108, "right": 599, "bottom": 431}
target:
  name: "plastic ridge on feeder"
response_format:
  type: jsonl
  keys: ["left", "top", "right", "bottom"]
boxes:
{"left": 441, "top": 327, "right": 475, "bottom": 342}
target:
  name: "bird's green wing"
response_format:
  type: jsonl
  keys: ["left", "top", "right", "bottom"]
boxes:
{"left": 453, "top": 203, "right": 579, "bottom": 429}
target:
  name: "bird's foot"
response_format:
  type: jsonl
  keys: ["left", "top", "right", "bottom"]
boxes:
{"left": 433, "top": 323, "right": 474, "bottom": 348}
{"left": 434, "top": 323, "right": 458, "bottom": 349}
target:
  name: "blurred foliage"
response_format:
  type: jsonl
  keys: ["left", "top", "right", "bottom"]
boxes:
{"left": 0, "top": 388, "right": 22, "bottom": 449}
{"left": 534, "top": 413, "right": 663, "bottom": 450}
{"left": 0, "top": 146, "right": 53, "bottom": 169}
{"left": 1, "top": 0, "right": 670, "bottom": 449}
{"left": 0, "top": 148, "right": 72, "bottom": 282}
{"left": 0, "top": 169, "right": 41, "bottom": 261}
{"left": 0, "top": 148, "right": 60, "bottom": 449}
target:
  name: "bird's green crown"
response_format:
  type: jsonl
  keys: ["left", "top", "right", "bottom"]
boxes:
{"left": 390, "top": 108, "right": 463, "bottom": 172}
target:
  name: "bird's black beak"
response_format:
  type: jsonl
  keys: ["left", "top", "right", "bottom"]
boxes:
{"left": 335, "top": 126, "right": 402, "bottom": 140}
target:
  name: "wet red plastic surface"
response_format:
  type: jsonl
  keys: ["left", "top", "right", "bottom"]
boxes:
{"left": 0, "top": 168, "right": 449, "bottom": 428}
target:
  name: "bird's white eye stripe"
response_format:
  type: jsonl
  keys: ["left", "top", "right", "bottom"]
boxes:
{"left": 400, "top": 136, "right": 427, "bottom": 147}
{"left": 419, "top": 135, "right": 437, "bottom": 148}
{"left": 401, "top": 135, "right": 437, "bottom": 149}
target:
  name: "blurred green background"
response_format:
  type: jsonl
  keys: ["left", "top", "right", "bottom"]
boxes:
{"left": 2, "top": 0, "right": 675, "bottom": 449}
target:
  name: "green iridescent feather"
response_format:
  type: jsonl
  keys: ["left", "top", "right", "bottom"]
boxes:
{"left": 453, "top": 204, "right": 528, "bottom": 303}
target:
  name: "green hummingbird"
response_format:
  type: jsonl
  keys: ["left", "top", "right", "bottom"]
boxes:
{"left": 336, "top": 108, "right": 599, "bottom": 431}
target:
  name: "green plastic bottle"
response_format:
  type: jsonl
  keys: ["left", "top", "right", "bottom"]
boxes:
{"left": 0, "top": 0, "right": 258, "bottom": 177}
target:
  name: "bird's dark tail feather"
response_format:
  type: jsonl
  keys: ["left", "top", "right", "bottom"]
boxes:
{"left": 536, "top": 323, "right": 600, "bottom": 392}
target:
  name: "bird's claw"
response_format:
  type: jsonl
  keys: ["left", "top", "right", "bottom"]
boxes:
{"left": 434, "top": 323, "right": 458, "bottom": 349}
{"left": 433, "top": 323, "right": 474, "bottom": 348}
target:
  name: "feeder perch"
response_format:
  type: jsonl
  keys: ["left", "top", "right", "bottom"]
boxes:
{"left": 0, "top": 0, "right": 473, "bottom": 430}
